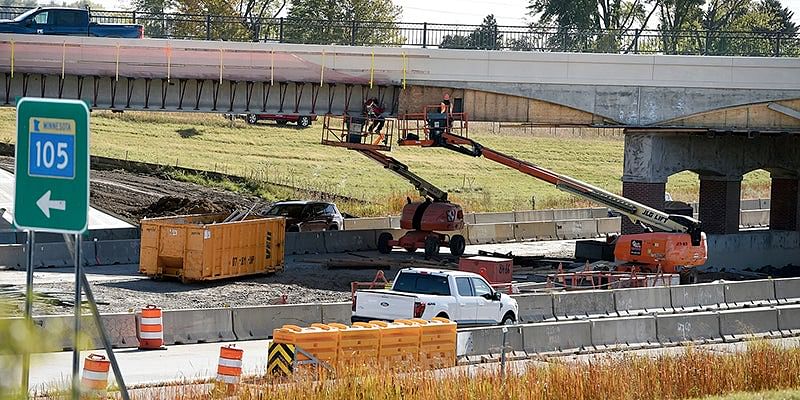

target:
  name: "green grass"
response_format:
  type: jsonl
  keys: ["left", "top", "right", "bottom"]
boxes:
{"left": 697, "top": 389, "right": 800, "bottom": 400}
{"left": 0, "top": 109, "right": 771, "bottom": 216}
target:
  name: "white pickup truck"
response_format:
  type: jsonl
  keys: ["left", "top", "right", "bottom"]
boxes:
{"left": 351, "top": 268, "right": 519, "bottom": 326}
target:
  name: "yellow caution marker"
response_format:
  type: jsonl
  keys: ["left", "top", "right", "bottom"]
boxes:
{"left": 166, "top": 44, "right": 172, "bottom": 83}
{"left": 369, "top": 50, "right": 374, "bottom": 89}
{"left": 10, "top": 41, "right": 14, "bottom": 78}
{"left": 61, "top": 42, "right": 66, "bottom": 80}
{"left": 219, "top": 48, "right": 223, "bottom": 84}
{"left": 320, "top": 49, "right": 325, "bottom": 87}
{"left": 267, "top": 342, "right": 295, "bottom": 376}
{"left": 402, "top": 52, "right": 407, "bottom": 90}
{"left": 115, "top": 43, "right": 120, "bottom": 81}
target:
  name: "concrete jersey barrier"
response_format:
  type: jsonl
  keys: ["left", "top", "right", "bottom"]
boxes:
{"left": 552, "top": 290, "right": 615, "bottom": 319}
{"left": 614, "top": 286, "right": 672, "bottom": 316}
{"left": 718, "top": 307, "right": 780, "bottom": 340}
{"left": 591, "top": 316, "right": 657, "bottom": 349}
{"left": 774, "top": 278, "right": 800, "bottom": 304}
{"left": 723, "top": 279, "right": 776, "bottom": 306}
{"left": 522, "top": 320, "right": 592, "bottom": 354}
{"left": 655, "top": 312, "right": 721, "bottom": 344}
{"left": 161, "top": 308, "right": 236, "bottom": 345}
{"left": 671, "top": 283, "right": 726, "bottom": 311}
{"left": 232, "top": 304, "right": 324, "bottom": 340}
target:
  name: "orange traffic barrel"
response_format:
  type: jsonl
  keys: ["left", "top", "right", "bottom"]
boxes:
{"left": 80, "top": 353, "right": 110, "bottom": 396}
{"left": 215, "top": 345, "right": 244, "bottom": 392}
{"left": 138, "top": 304, "right": 164, "bottom": 349}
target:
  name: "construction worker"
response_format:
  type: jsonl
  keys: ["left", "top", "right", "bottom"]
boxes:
{"left": 364, "top": 98, "right": 387, "bottom": 146}
{"left": 440, "top": 93, "right": 452, "bottom": 114}
{"left": 366, "top": 98, "right": 385, "bottom": 134}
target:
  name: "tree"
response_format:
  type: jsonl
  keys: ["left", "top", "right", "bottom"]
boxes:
{"left": 282, "top": 0, "right": 402, "bottom": 46}
{"left": 131, "top": 0, "right": 287, "bottom": 40}
{"left": 708, "top": 0, "right": 799, "bottom": 55}
{"left": 0, "top": 0, "right": 37, "bottom": 7}
{"left": 440, "top": 14, "right": 503, "bottom": 50}
{"left": 131, "top": 0, "right": 177, "bottom": 38}
{"left": 657, "top": 0, "right": 704, "bottom": 54}
{"left": 527, "top": 0, "right": 660, "bottom": 52}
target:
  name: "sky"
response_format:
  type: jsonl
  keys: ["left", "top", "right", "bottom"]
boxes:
{"left": 71, "top": 0, "right": 800, "bottom": 26}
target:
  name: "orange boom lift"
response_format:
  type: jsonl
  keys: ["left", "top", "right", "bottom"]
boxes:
{"left": 321, "top": 115, "right": 466, "bottom": 257}
{"left": 396, "top": 110, "right": 707, "bottom": 280}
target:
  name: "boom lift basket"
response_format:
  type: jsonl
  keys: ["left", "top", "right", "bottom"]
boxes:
{"left": 398, "top": 106, "right": 469, "bottom": 146}
{"left": 321, "top": 114, "right": 394, "bottom": 151}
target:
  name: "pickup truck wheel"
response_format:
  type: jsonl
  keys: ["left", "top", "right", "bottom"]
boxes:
{"left": 378, "top": 232, "right": 393, "bottom": 254}
{"left": 298, "top": 116, "right": 312, "bottom": 128}
{"left": 449, "top": 234, "right": 466, "bottom": 256}
{"left": 246, "top": 114, "right": 258, "bottom": 124}
{"left": 501, "top": 312, "right": 516, "bottom": 325}
{"left": 424, "top": 236, "right": 440, "bottom": 257}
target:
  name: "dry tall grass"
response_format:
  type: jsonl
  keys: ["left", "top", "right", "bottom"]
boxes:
{"left": 110, "top": 342, "right": 800, "bottom": 400}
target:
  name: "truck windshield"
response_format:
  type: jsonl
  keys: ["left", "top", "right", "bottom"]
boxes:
{"left": 393, "top": 272, "right": 450, "bottom": 296}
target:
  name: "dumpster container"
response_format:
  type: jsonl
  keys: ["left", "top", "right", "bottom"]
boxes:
{"left": 139, "top": 213, "right": 284, "bottom": 282}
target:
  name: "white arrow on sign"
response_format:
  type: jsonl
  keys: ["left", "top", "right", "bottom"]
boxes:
{"left": 36, "top": 190, "right": 66, "bottom": 218}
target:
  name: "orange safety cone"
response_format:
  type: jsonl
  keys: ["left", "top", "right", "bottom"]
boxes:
{"left": 137, "top": 304, "right": 164, "bottom": 349}
{"left": 215, "top": 345, "right": 244, "bottom": 393}
{"left": 80, "top": 353, "right": 110, "bottom": 398}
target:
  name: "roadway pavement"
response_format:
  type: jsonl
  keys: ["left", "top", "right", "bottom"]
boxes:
{"left": 0, "top": 168, "right": 133, "bottom": 231}
{"left": 1, "top": 339, "right": 270, "bottom": 392}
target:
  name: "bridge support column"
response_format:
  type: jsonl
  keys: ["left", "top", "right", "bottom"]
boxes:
{"left": 770, "top": 176, "right": 800, "bottom": 231}
{"left": 621, "top": 181, "right": 666, "bottom": 234}
{"left": 699, "top": 175, "right": 742, "bottom": 234}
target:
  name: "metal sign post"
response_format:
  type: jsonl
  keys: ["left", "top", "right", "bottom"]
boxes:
{"left": 14, "top": 98, "right": 127, "bottom": 400}
{"left": 21, "top": 230, "right": 34, "bottom": 393}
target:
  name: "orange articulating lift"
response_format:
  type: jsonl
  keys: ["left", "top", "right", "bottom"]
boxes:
{"left": 322, "top": 114, "right": 466, "bottom": 257}
{"left": 396, "top": 108, "right": 708, "bottom": 282}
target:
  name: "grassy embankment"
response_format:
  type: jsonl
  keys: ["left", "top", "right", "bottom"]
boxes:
{"left": 0, "top": 109, "right": 771, "bottom": 217}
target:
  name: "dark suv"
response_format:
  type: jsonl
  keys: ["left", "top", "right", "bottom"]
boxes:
{"left": 264, "top": 201, "right": 344, "bottom": 232}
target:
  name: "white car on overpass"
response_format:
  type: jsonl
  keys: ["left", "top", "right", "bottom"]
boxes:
{"left": 351, "top": 268, "right": 519, "bottom": 326}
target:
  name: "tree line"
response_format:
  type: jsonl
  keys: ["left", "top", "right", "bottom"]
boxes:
{"left": 443, "top": 0, "right": 798, "bottom": 55}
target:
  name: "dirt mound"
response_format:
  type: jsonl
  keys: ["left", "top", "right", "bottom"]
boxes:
{"left": 139, "top": 196, "right": 235, "bottom": 219}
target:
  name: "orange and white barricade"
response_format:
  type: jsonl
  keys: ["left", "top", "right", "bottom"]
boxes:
{"left": 216, "top": 345, "right": 244, "bottom": 392}
{"left": 80, "top": 353, "right": 110, "bottom": 397}
{"left": 138, "top": 304, "right": 164, "bottom": 349}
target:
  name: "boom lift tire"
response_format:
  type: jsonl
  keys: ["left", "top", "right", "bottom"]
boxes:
{"left": 449, "top": 234, "right": 466, "bottom": 256}
{"left": 424, "top": 235, "right": 441, "bottom": 257}
{"left": 378, "top": 232, "right": 393, "bottom": 254}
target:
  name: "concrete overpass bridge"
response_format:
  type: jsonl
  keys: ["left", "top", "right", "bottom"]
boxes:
{"left": 1, "top": 34, "right": 799, "bottom": 130}
{"left": 2, "top": 34, "right": 799, "bottom": 268}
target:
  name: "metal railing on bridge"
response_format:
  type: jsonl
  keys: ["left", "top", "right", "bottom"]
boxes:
{"left": 1, "top": 6, "right": 798, "bottom": 57}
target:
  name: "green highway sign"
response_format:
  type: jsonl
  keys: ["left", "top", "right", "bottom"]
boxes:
{"left": 14, "top": 98, "right": 89, "bottom": 234}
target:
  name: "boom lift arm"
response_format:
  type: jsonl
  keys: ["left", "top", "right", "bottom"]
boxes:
{"left": 356, "top": 149, "right": 449, "bottom": 202}
{"left": 429, "top": 132, "right": 704, "bottom": 246}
